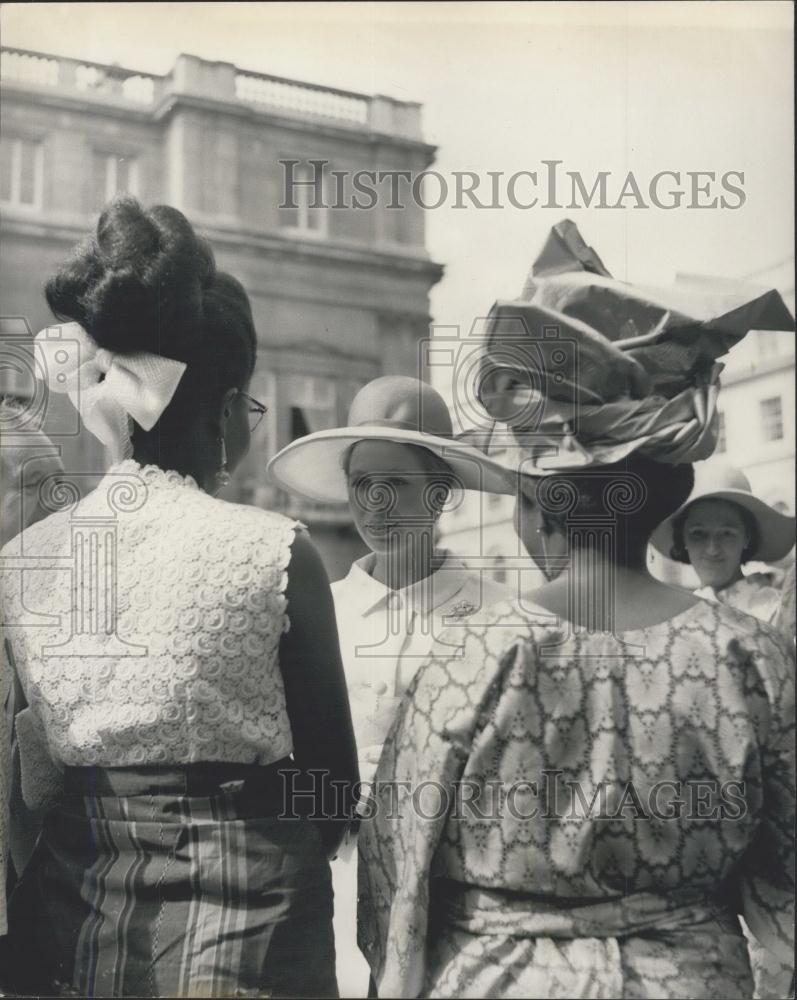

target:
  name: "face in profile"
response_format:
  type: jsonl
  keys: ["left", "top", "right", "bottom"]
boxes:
{"left": 345, "top": 440, "right": 445, "bottom": 555}
{"left": 683, "top": 499, "right": 750, "bottom": 590}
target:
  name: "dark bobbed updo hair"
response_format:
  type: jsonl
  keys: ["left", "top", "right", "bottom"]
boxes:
{"left": 669, "top": 500, "right": 759, "bottom": 564}
{"left": 45, "top": 197, "right": 256, "bottom": 446}
{"left": 535, "top": 453, "right": 695, "bottom": 564}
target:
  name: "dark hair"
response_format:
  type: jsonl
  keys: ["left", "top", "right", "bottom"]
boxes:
{"left": 534, "top": 454, "right": 695, "bottom": 564}
{"left": 45, "top": 196, "right": 256, "bottom": 445}
{"left": 669, "top": 499, "right": 760, "bottom": 564}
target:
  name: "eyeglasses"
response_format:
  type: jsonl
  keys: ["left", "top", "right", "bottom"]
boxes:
{"left": 238, "top": 390, "right": 268, "bottom": 433}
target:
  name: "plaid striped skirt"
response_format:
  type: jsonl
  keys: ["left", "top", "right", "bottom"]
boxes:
{"left": 2, "top": 763, "right": 338, "bottom": 998}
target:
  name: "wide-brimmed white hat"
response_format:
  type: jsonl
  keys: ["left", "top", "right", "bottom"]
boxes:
{"left": 267, "top": 375, "right": 514, "bottom": 503}
{"left": 650, "top": 461, "right": 795, "bottom": 563}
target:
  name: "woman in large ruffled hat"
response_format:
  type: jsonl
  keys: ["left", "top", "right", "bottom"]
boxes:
{"left": 651, "top": 461, "right": 795, "bottom": 625}
{"left": 268, "top": 375, "right": 514, "bottom": 997}
{"left": 358, "top": 222, "right": 795, "bottom": 999}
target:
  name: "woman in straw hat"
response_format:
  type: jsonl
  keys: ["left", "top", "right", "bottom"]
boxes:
{"left": 358, "top": 224, "right": 795, "bottom": 999}
{"left": 268, "top": 374, "right": 514, "bottom": 997}
{"left": 651, "top": 468, "right": 796, "bottom": 998}
{"left": 650, "top": 461, "right": 795, "bottom": 627}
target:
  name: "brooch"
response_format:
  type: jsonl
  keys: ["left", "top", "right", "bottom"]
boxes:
{"left": 446, "top": 599, "right": 478, "bottom": 619}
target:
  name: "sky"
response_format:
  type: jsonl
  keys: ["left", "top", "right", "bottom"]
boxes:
{"left": 2, "top": 1, "right": 794, "bottom": 338}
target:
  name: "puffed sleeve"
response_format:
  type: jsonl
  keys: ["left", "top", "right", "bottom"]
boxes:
{"left": 357, "top": 602, "right": 534, "bottom": 998}
{"left": 740, "top": 626, "right": 795, "bottom": 986}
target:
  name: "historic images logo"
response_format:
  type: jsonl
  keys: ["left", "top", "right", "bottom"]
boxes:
{"left": 281, "top": 158, "right": 746, "bottom": 211}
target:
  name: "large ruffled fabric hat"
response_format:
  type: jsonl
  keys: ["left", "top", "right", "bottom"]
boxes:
{"left": 467, "top": 220, "right": 794, "bottom": 473}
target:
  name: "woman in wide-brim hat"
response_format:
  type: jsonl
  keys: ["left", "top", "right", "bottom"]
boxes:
{"left": 650, "top": 460, "right": 795, "bottom": 625}
{"left": 358, "top": 223, "right": 796, "bottom": 1000}
{"left": 268, "top": 374, "right": 514, "bottom": 998}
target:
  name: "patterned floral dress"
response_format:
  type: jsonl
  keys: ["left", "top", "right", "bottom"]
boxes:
{"left": 358, "top": 598, "right": 795, "bottom": 998}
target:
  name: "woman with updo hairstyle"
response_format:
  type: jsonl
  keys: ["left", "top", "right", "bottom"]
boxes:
{"left": 358, "top": 264, "right": 795, "bottom": 997}
{"left": 0, "top": 197, "right": 358, "bottom": 997}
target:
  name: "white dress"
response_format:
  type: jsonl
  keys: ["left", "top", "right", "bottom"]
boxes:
{"left": 330, "top": 551, "right": 512, "bottom": 997}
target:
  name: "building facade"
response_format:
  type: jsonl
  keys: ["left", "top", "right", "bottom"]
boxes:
{"left": 0, "top": 47, "right": 443, "bottom": 579}
{"left": 708, "top": 260, "right": 795, "bottom": 510}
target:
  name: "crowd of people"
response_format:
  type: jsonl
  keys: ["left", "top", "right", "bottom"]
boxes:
{"left": 0, "top": 199, "right": 794, "bottom": 998}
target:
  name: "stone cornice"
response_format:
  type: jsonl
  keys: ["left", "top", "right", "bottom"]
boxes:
{"left": 1, "top": 212, "right": 444, "bottom": 286}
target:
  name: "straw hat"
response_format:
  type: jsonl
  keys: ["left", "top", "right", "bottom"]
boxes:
{"left": 267, "top": 376, "right": 514, "bottom": 503}
{"left": 650, "top": 461, "right": 796, "bottom": 563}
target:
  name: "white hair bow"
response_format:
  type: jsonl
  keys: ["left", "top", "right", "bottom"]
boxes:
{"left": 34, "top": 322, "right": 187, "bottom": 462}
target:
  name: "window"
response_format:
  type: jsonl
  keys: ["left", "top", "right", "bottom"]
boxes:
{"left": 287, "top": 375, "right": 336, "bottom": 441}
{"left": 280, "top": 161, "right": 328, "bottom": 236}
{"left": 94, "top": 152, "right": 139, "bottom": 211}
{"left": 760, "top": 396, "right": 783, "bottom": 442}
{"left": 0, "top": 136, "right": 43, "bottom": 208}
{"left": 715, "top": 411, "right": 726, "bottom": 453}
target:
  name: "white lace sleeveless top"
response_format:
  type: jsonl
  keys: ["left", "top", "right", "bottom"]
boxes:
{"left": 0, "top": 461, "right": 298, "bottom": 767}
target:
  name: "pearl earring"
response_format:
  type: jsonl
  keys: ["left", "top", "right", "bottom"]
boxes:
{"left": 216, "top": 437, "right": 231, "bottom": 489}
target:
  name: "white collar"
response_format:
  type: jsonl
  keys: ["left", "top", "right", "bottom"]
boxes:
{"left": 338, "top": 549, "right": 472, "bottom": 618}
